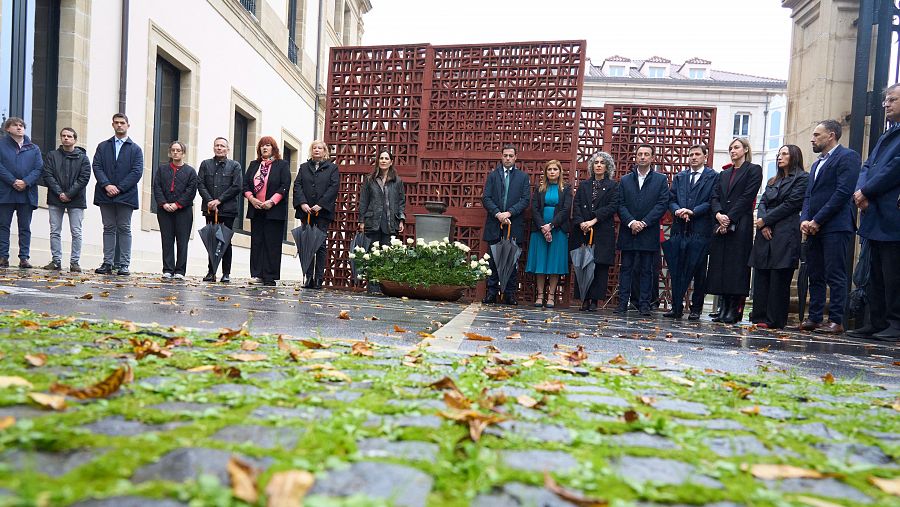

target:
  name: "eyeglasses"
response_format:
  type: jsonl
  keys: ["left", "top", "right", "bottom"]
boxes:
{"left": 882, "top": 97, "right": 899, "bottom": 106}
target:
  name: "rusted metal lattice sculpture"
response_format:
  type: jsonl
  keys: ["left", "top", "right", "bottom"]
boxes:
{"left": 323, "top": 40, "right": 716, "bottom": 307}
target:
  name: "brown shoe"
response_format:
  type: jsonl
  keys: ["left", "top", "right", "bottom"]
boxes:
{"left": 814, "top": 322, "right": 844, "bottom": 334}
{"left": 18, "top": 259, "right": 32, "bottom": 269}
{"left": 799, "top": 319, "right": 822, "bottom": 331}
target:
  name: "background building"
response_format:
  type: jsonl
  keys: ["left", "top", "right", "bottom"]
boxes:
{"left": 583, "top": 55, "right": 788, "bottom": 179}
{"left": 0, "top": 0, "right": 370, "bottom": 278}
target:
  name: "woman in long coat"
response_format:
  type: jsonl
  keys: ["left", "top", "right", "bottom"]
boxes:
{"left": 358, "top": 149, "right": 405, "bottom": 293}
{"left": 244, "top": 136, "right": 290, "bottom": 287}
{"left": 707, "top": 137, "right": 763, "bottom": 324}
{"left": 293, "top": 140, "right": 339, "bottom": 289}
{"left": 572, "top": 151, "right": 619, "bottom": 311}
{"left": 525, "top": 159, "right": 572, "bottom": 308}
{"left": 749, "top": 144, "right": 808, "bottom": 329}
{"left": 152, "top": 141, "right": 197, "bottom": 280}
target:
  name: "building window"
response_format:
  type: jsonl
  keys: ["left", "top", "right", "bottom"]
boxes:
{"left": 239, "top": 0, "right": 256, "bottom": 16}
{"left": 733, "top": 113, "right": 750, "bottom": 137}
{"left": 608, "top": 65, "right": 626, "bottom": 77}
{"left": 647, "top": 66, "right": 665, "bottom": 78}
{"left": 688, "top": 68, "right": 705, "bottom": 79}
{"left": 151, "top": 56, "right": 181, "bottom": 212}
{"left": 287, "top": 0, "right": 300, "bottom": 64}
{"left": 768, "top": 110, "right": 783, "bottom": 149}
{"left": 233, "top": 111, "right": 251, "bottom": 232}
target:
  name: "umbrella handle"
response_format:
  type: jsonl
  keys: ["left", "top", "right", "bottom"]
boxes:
{"left": 306, "top": 210, "right": 319, "bottom": 225}
{"left": 588, "top": 228, "right": 593, "bottom": 246}
{"left": 505, "top": 222, "right": 511, "bottom": 240}
{"left": 214, "top": 210, "right": 218, "bottom": 225}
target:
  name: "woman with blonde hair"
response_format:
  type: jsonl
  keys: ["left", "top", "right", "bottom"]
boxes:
{"left": 292, "top": 139, "right": 339, "bottom": 289}
{"left": 525, "top": 159, "right": 572, "bottom": 308}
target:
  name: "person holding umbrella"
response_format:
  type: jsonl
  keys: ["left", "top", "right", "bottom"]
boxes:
{"left": 572, "top": 151, "right": 618, "bottom": 311}
{"left": 152, "top": 141, "right": 198, "bottom": 280}
{"left": 481, "top": 143, "right": 531, "bottom": 305}
{"left": 293, "top": 140, "right": 339, "bottom": 289}
{"left": 197, "top": 137, "right": 243, "bottom": 283}
{"left": 358, "top": 149, "right": 405, "bottom": 294}
{"left": 707, "top": 138, "right": 763, "bottom": 324}
{"left": 244, "top": 137, "right": 290, "bottom": 287}
{"left": 748, "top": 144, "right": 808, "bottom": 329}
{"left": 525, "top": 160, "right": 572, "bottom": 308}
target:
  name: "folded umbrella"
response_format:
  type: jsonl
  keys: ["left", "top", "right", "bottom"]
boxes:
{"left": 291, "top": 211, "right": 327, "bottom": 284}
{"left": 197, "top": 211, "right": 235, "bottom": 275}
{"left": 349, "top": 231, "right": 372, "bottom": 283}
{"left": 663, "top": 221, "right": 709, "bottom": 310}
{"left": 797, "top": 238, "right": 810, "bottom": 322}
{"left": 489, "top": 223, "right": 522, "bottom": 299}
{"left": 848, "top": 239, "right": 871, "bottom": 319}
{"left": 569, "top": 229, "right": 595, "bottom": 301}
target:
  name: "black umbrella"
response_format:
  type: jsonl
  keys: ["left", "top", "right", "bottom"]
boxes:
{"left": 570, "top": 229, "right": 595, "bottom": 301}
{"left": 489, "top": 224, "right": 522, "bottom": 299}
{"left": 198, "top": 211, "right": 234, "bottom": 275}
{"left": 291, "top": 211, "right": 327, "bottom": 284}
{"left": 848, "top": 239, "right": 871, "bottom": 319}
{"left": 797, "top": 238, "right": 810, "bottom": 322}
{"left": 662, "top": 221, "right": 709, "bottom": 309}
{"left": 349, "top": 232, "right": 372, "bottom": 284}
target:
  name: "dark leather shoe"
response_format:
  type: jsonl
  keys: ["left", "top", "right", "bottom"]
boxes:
{"left": 203, "top": 273, "right": 215, "bottom": 282}
{"left": 481, "top": 293, "right": 498, "bottom": 305}
{"left": 688, "top": 312, "right": 701, "bottom": 321}
{"left": 872, "top": 326, "right": 900, "bottom": 341}
{"left": 613, "top": 307, "right": 628, "bottom": 315}
{"left": 846, "top": 325, "right": 887, "bottom": 338}
{"left": 95, "top": 263, "right": 113, "bottom": 275}
{"left": 639, "top": 307, "right": 652, "bottom": 317}
{"left": 263, "top": 280, "right": 276, "bottom": 287}
{"left": 220, "top": 274, "right": 230, "bottom": 283}
{"left": 799, "top": 319, "right": 822, "bottom": 331}
{"left": 588, "top": 301, "right": 597, "bottom": 311}
{"left": 580, "top": 300, "right": 589, "bottom": 311}
{"left": 18, "top": 259, "right": 32, "bottom": 269}
{"left": 663, "top": 310, "right": 682, "bottom": 319}
{"left": 814, "top": 322, "right": 844, "bottom": 334}
{"left": 503, "top": 295, "right": 518, "bottom": 306}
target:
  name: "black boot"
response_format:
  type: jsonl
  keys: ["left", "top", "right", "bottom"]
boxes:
{"left": 721, "top": 297, "right": 739, "bottom": 324}
{"left": 711, "top": 297, "right": 726, "bottom": 322}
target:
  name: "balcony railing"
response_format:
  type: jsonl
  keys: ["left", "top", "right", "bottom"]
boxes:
{"left": 288, "top": 36, "right": 299, "bottom": 65}
{"left": 239, "top": 0, "right": 256, "bottom": 16}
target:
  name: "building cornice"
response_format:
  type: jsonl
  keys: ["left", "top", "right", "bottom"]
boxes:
{"left": 586, "top": 76, "right": 787, "bottom": 91}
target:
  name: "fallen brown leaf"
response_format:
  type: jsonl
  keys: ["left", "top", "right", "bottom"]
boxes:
{"left": 609, "top": 354, "right": 627, "bottom": 365}
{"left": 186, "top": 365, "right": 216, "bottom": 373}
{"left": 821, "top": 372, "right": 835, "bottom": 384}
{"left": 417, "top": 331, "right": 435, "bottom": 338}
{"left": 516, "top": 394, "right": 544, "bottom": 409}
{"left": 19, "top": 320, "right": 41, "bottom": 330}
{"left": 793, "top": 496, "right": 845, "bottom": 507}
{"left": 428, "top": 376, "right": 461, "bottom": 393}
{"left": 338, "top": 310, "right": 351, "bottom": 320}
{"left": 229, "top": 353, "right": 267, "bottom": 362}
{"left": 351, "top": 340, "right": 374, "bottom": 357}
{"left": 533, "top": 380, "right": 565, "bottom": 394}
{"left": 78, "top": 293, "right": 93, "bottom": 299}
{"left": 438, "top": 408, "right": 506, "bottom": 442}
{"left": 544, "top": 472, "right": 608, "bottom": 506}
{"left": 637, "top": 395, "right": 656, "bottom": 406}
{"left": 217, "top": 295, "right": 231, "bottom": 302}
{"left": 299, "top": 339, "right": 328, "bottom": 349}
{"left": 218, "top": 321, "right": 251, "bottom": 341}
{"left": 561, "top": 345, "right": 588, "bottom": 366}
{"left": 566, "top": 332, "right": 580, "bottom": 339}
{"left": 50, "top": 365, "right": 131, "bottom": 399}
{"left": 868, "top": 476, "right": 900, "bottom": 496}
{"left": 129, "top": 338, "right": 173, "bottom": 360}
{"left": 464, "top": 332, "right": 493, "bottom": 341}
{"left": 482, "top": 366, "right": 515, "bottom": 381}
{"left": 0, "top": 415, "right": 14, "bottom": 430}
{"left": 740, "top": 405, "right": 760, "bottom": 416}
{"left": 227, "top": 456, "right": 259, "bottom": 504}
{"left": 28, "top": 392, "right": 67, "bottom": 410}
{"left": 444, "top": 390, "right": 472, "bottom": 410}
{"left": 99, "top": 291, "right": 110, "bottom": 298}
{"left": 241, "top": 340, "right": 261, "bottom": 351}
{"left": 745, "top": 463, "right": 823, "bottom": 480}
{"left": 24, "top": 353, "right": 47, "bottom": 367}
{"left": 47, "top": 317, "right": 75, "bottom": 328}
{"left": 313, "top": 369, "right": 351, "bottom": 382}
{"left": 114, "top": 319, "right": 138, "bottom": 332}
{"left": 393, "top": 325, "right": 408, "bottom": 333}
{"left": 623, "top": 410, "right": 640, "bottom": 423}
{"left": 265, "top": 470, "right": 315, "bottom": 507}
{"left": 596, "top": 366, "right": 631, "bottom": 376}
{"left": 505, "top": 332, "right": 522, "bottom": 340}
{"left": 0, "top": 376, "right": 33, "bottom": 389}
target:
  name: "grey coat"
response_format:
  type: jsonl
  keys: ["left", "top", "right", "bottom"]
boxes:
{"left": 359, "top": 176, "right": 406, "bottom": 235}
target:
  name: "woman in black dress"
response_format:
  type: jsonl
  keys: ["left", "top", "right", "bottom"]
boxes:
{"left": 707, "top": 137, "right": 763, "bottom": 324}
{"left": 152, "top": 141, "right": 197, "bottom": 280}
{"left": 243, "top": 136, "right": 290, "bottom": 287}
{"left": 572, "top": 151, "right": 619, "bottom": 311}
{"left": 749, "top": 144, "right": 808, "bottom": 329}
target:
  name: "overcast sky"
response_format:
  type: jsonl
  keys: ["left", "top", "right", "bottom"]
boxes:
{"left": 362, "top": 0, "right": 793, "bottom": 80}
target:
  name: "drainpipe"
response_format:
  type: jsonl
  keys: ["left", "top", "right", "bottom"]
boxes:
{"left": 117, "top": 0, "right": 129, "bottom": 114}
{"left": 760, "top": 92, "right": 771, "bottom": 180}
{"left": 312, "top": 0, "right": 324, "bottom": 139}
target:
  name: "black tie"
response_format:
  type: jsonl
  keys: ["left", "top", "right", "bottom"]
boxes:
{"left": 691, "top": 171, "right": 699, "bottom": 187}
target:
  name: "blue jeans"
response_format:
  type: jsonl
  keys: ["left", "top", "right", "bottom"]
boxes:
{"left": 0, "top": 203, "right": 34, "bottom": 259}
{"left": 806, "top": 231, "right": 851, "bottom": 325}
{"left": 618, "top": 250, "right": 655, "bottom": 311}
{"left": 48, "top": 205, "right": 84, "bottom": 264}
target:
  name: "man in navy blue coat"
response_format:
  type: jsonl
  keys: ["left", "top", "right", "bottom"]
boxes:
{"left": 800, "top": 119, "right": 861, "bottom": 335}
{"left": 850, "top": 84, "right": 900, "bottom": 341}
{"left": 0, "top": 117, "right": 43, "bottom": 269}
{"left": 616, "top": 144, "right": 671, "bottom": 316}
{"left": 664, "top": 144, "right": 717, "bottom": 320}
{"left": 92, "top": 113, "right": 144, "bottom": 276}
{"left": 481, "top": 143, "right": 531, "bottom": 305}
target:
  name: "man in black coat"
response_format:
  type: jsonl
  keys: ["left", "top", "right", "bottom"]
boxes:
{"left": 800, "top": 120, "right": 861, "bottom": 335}
{"left": 293, "top": 140, "right": 339, "bottom": 289}
{"left": 664, "top": 144, "right": 717, "bottom": 320}
{"left": 616, "top": 144, "right": 671, "bottom": 316}
{"left": 482, "top": 143, "right": 531, "bottom": 305}
{"left": 42, "top": 127, "right": 91, "bottom": 272}
{"left": 197, "top": 137, "right": 243, "bottom": 283}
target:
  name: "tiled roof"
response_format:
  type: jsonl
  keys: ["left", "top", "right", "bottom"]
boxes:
{"left": 684, "top": 57, "right": 711, "bottom": 64}
{"left": 587, "top": 58, "right": 786, "bottom": 88}
{"left": 644, "top": 56, "right": 671, "bottom": 63}
{"left": 603, "top": 55, "right": 631, "bottom": 62}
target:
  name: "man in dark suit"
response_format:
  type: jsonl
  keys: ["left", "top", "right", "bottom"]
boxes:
{"left": 92, "top": 113, "right": 144, "bottom": 276}
{"left": 800, "top": 119, "right": 861, "bottom": 334}
{"left": 616, "top": 144, "right": 670, "bottom": 316}
{"left": 850, "top": 84, "right": 900, "bottom": 341}
{"left": 482, "top": 143, "right": 531, "bottom": 305}
{"left": 197, "top": 137, "right": 243, "bottom": 283}
{"left": 664, "top": 144, "right": 717, "bottom": 320}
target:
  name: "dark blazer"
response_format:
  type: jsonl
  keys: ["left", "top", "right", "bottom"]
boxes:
{"left": 293, "top": 159, "right": 340, "bottom": 222}
{"left": 152, "top": 163, "right": 198, "bottom": 211}
{"left": 857, "top": 125, "right": 900, "bottom": 242}
{"left": 531, "top": 183, "right": 573, "bottom": 234}
{"left": 197, "top": 157, "right": 243, "bottom": 217}
{"left": 572, "top": 177, "right": 618, "bottom": 265}
{"left": 0, "top": 135, "right": 43, "bottom": 207}
{"left": 482, "top": 164, "right": 531, "bottom": 243}
{"left": 43, "top": 146, "right": 91, "bottom": 209}
{"left": 92, "top": 136, "right": 143, "bottom": 209}
{"left": 749, "top": 170, "right": 809, "bottom": 270}
{"left": 801, "top": 144, "right": 861, "bottom": 234}
{"left": 359, "top": 176, "right": 406, "bottom": 234}
{"left": 243, "top": 159, "right": 290, "bottom": 221}
{"left": 669, "top": 166, "right": 717, "bottom": 237}
{"left": 616, "top": 167, "right": 670, "bottom": 251}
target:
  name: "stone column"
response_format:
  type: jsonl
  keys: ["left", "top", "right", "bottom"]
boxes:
{"left": 782, "top": 0, "right": 859, "bottom": 163}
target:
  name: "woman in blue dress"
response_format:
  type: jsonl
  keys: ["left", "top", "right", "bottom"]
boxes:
{"left": 526, "top": 159, "right": 572, "bottom": 308}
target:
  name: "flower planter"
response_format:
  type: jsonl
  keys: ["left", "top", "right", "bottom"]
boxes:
{"left": 379, "top": 280, "right": 467, "bottom": 302}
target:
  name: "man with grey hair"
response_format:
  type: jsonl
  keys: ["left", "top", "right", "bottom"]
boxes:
{"left": 0, "top": 117, "right": 43, "bottom": 269}
{"left": 850, "top": 83, "right": 900, "bottom": 341}
{"left": 799, "top": 119, "right": 861, "bottom": 335}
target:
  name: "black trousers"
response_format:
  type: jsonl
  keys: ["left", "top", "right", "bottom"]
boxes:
{"left": 868, "top": 240, "right": 900, "bottom": 330}
{"left": 205, "top": 214, "right": 235, "bottom": 275}
{"left": 585, "top": 263, "right": 611, "bottom": 302}
{"left": 750, "top": 267, "right": 795, "bottom": 329}
{"left": 158, "top": 207, "right": 193, "bottom": 276}
{"left": 250, "top": 217, "right": 285, "bottom": 282}
{"left": 620, "top": 250, "right": 655, "bottom": 311}
{"left": 671, "top": 256, "right": 709, "bottom": 314}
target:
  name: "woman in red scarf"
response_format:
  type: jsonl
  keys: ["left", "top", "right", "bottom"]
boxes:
{"left": 243, "top": 136, "right": 290, "bottom": 286}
